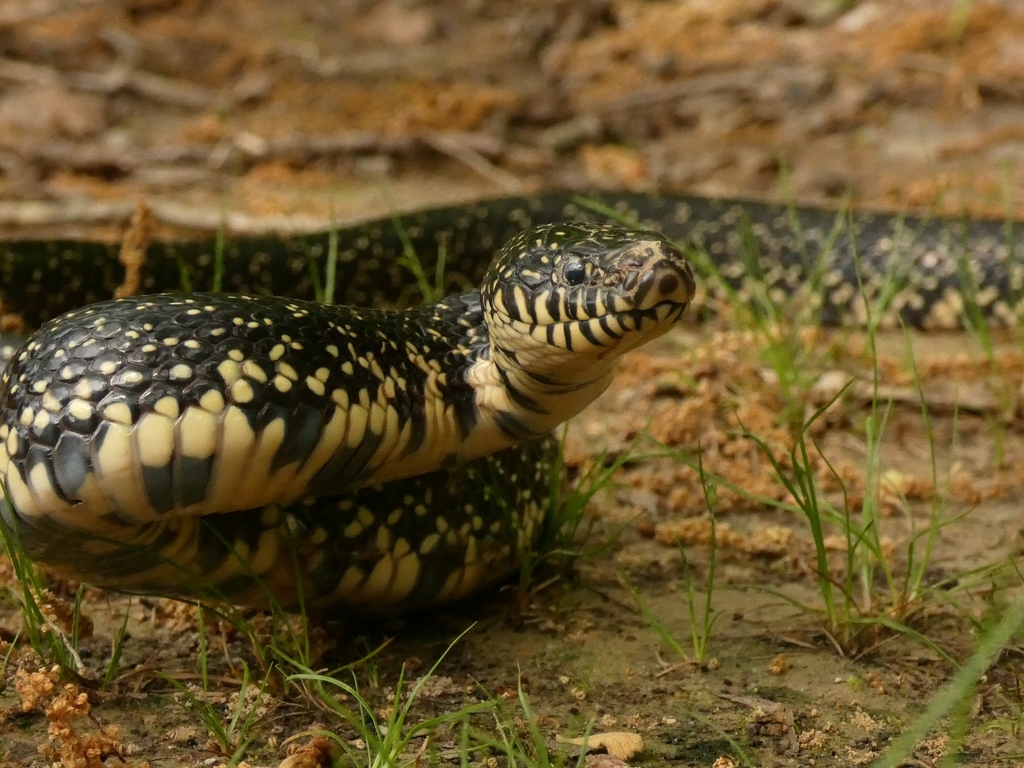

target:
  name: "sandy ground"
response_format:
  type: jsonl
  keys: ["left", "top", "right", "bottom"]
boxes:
{"left": 3, "top": 1, "right": 1024, "bottom": 766}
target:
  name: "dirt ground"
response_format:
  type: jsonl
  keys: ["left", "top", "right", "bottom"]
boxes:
{"left": 3, "top": 1, "right": 1024, "bottom": 766}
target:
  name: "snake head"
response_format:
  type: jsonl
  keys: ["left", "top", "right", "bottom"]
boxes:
{"left": 482, "top": 222, "right": 694, "bottom": 377}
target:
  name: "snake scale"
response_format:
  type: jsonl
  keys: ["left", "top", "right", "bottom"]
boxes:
{"left": 0, "top": 190, "right": 1020, "bottom": 614}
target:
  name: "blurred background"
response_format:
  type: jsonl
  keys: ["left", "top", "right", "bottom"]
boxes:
{"left": 1, "top": 0, "right": 1023, "bottom": 237}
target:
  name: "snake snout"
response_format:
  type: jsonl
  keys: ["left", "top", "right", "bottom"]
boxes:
{"left": 632, "top": 250, "right": 695, "bottom": 311}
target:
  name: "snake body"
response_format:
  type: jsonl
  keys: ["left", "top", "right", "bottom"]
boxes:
{"left": 0, "top": 219, "right": 693, "bottom": 611}
{"left": 0, "top": 191, "right": 1020, "bottom": 613}
{"left": 3, "top": 192, "right": 1022, "bottom": 332}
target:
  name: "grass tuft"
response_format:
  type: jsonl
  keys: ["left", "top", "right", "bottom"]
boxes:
{"left": 627, "top": 451, "right": 722, "bottom": 667}
{"left": 288, "top": 625, "right": 490, "bottom": 768}
{"left": 0, "top": 485, "right": 89, "bottom": 678}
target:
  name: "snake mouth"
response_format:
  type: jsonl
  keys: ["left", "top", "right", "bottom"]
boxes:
{"left": 593, "top": 300, "right": 690, "bottom": 356}
{"left": 510, "top": 298, "right": 690, "bottom": 357}
{"left": 613, "top": 298, "right": 689, "bottom": 325}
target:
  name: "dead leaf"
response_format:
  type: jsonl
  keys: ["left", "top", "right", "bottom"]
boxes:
{"left": 562, "top": 731, "right": 644, "bottom": 760}
{"left": 278, "top": 735, "right": 333, "bottom": 768}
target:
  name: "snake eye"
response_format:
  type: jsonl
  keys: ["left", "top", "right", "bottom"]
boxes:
{"left": 563, "top": 260, "right": 587, "bottom": 286}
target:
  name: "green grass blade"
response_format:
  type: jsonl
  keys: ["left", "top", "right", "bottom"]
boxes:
{"left": 872, "top": 597, "right": 1024, "bottom": 767}
{"left": 103, "top": 604, "right": 132, "bottom": 687}
{"left": 324, "top": 208, "right": 339, "bottom": 306}
{"left": 176, "top": 253, "right": 193, "bottom": 292}
{"left": 213, "top": 199, "right": 226, "bottom": 293}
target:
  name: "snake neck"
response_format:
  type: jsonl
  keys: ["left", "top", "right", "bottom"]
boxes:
{"left": 376, "top": 291, "right": 616, "bottom": 479}
{"left": 454, "top": 330, "right": 616, "bottom": 465}
{"left": 367, "top": 293, "right": 610, "bottom": 474}
{"left": 462, "top": 350, "right": 612, "bottom": 449}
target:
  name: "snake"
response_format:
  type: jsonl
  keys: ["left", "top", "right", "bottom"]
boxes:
{"left": 0, "top": 190, "right": 1020, "bottom": 614}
